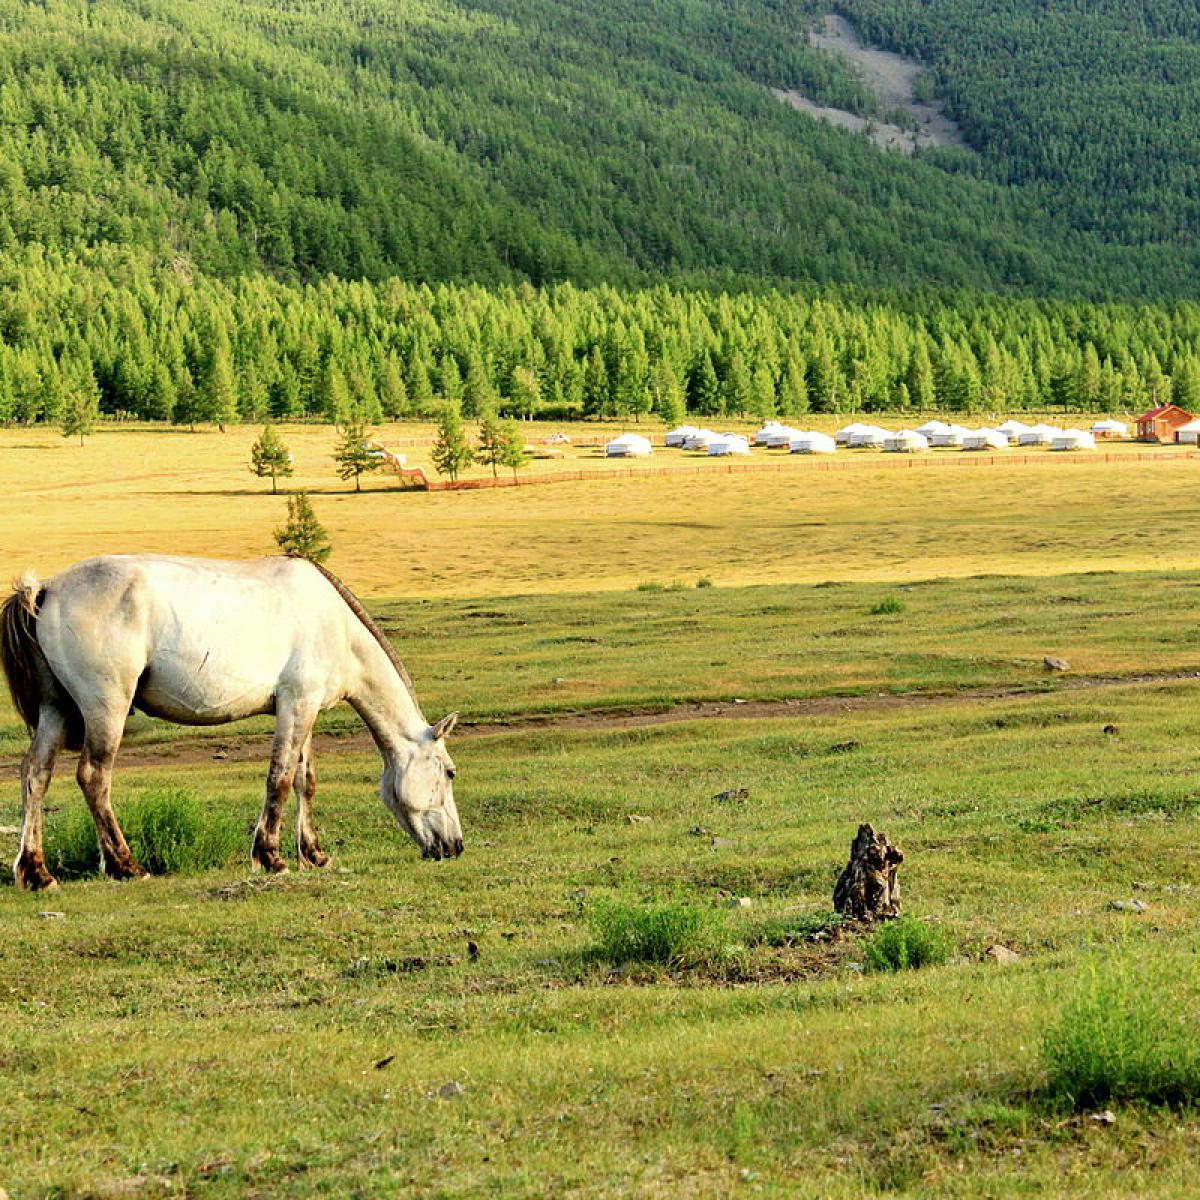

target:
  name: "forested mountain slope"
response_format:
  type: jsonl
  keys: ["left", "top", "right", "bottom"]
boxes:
{"left": 4, "top": 0, "right": 1200, "bottom": 298}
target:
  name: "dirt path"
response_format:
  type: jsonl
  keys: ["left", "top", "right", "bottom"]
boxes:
{"left": 9, "top": 668, "right": 1195, "bottom": 774}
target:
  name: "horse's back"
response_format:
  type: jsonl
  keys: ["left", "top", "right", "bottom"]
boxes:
{"left": 37, "top": 555, "right": 349, "bottom": 726}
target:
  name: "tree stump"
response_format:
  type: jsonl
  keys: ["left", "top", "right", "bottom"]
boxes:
{"left": 832, "top": 824, "right": 903, "bottom": 921}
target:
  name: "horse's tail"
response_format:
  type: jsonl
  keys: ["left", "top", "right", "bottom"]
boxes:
{"left": 1, "top": 573, "right": 84, "bottom": 750}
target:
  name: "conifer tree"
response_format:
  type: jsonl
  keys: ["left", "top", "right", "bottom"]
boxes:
{"left": 476, "top": 406, "right": 504, "bottom": 477}
{"left": 333, "top": 419, "right": 382, "bottom": 492}
{"left": 199, "top": 331, "right": 238, "bottom": 429}
{"left": 431, "top": 402, "right": 474, "bottom": 481}
{"left": 274, "top": 491, "right": 331, "bottom": 563}
{"left": 60, "top": 360, "right": 101, "bottom": 446}
{"left": 508, "top": 365, "right": 541, "bottom": 419}
{"left": 249, "top": 424, "right": 293, "bottom": 494}
{"left": 497, "top": 417, "right": 528, "bottom": 479}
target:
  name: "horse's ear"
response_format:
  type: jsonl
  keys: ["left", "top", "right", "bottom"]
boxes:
{"left": 433, "top": 712, "right": 459, "bottom": 740}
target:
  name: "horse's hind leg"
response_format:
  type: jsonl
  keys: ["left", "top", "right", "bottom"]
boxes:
{"left": 294, "top": 734, "right": 330, "bottom": 869}
{"left": 13, "top": 706, "right": 67, "bottom": 890}
{"left": 253, "top": 706, "right": 314, "bottom": 874}
{"left": 76, "top": 719, "right": 146, "bottom": 881}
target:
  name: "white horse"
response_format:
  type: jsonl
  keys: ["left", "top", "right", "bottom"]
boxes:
{"left": 1, "top": 554, "right": 463, "bottom": 890}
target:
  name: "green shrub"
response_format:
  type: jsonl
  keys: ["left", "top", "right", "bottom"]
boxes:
{"left": 45, "top": 788, "right": 245, "bottom": 879}
{"left": 696, "top": 576, "right": 715, "bottom": 589}
{"left": 869, "top": 595, "right": 906, "bottom": 615}
{"left": 1042, "top": 958, "right": 1200, "bottom": 1107}
{"left": 863, "top": 915, "right": 954, "bottom": 971}
{"left": 635, "top": 581, "right": 665, "bottom": 592}
{"left": 588, "top": 898, "right": 727, "bottom": 965}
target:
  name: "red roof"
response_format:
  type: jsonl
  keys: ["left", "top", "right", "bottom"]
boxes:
{"left": 1136, "top": 404, "right": 1192, "bottom": 422}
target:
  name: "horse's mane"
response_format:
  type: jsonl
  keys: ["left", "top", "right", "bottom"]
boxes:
{"left": 301, "top": 558, "right": 421, "bottom": 712}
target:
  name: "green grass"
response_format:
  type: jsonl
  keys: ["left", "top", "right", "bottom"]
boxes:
{"left": 6, "top": 674, "right": 1200, "bottom": 1194}
{"left": 4, "top": 567, "right": 1200, "bottom": 758}
{"left": 863, "top": 914, "right": 955, "bottom": 971}
{"left": 868, "top": 594, "right": 906, "bottom": 615}
{"left": 587, "top": 897, "right": 729, "bottom": 966}
{"left": 1042, "top": 953, "right": 1200, "bottom": 1108}
{"left": 43, "top": 787, "right": 246, "bottom": 879}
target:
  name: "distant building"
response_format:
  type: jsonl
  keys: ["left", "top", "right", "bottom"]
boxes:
{"left": 1135, "top": 404, "right": 1194, "bottom": 442}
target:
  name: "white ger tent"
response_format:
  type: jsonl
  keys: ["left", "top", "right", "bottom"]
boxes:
{"left": 915, "top": 419, "right": 950, "bottom": 437}
{"left": 682, "top": 429, "right": 719, "bottom": 450}
{"left": 963, "top": 428, "right": 1009, "bottom": 451}
{"left": 1051, "top": 428, "right": 1096, "bottom": 451}
{"left": 665, "top": 425, "right": 701, "bottom": 447}
{"left": 789, "top": 431, "right": 837, "bottom": 454}
{"left": 929, "top": 424, "right": 971, "bottom": 447}
{"left": 996, "top": 419, "right": 1031, "bottom": 442}
{"left": 753, "top": 422, "right": 788, "bottom": 445}
{"left": 1091, "top": 418, "right": 1129, "bottom": 439}
{"left": 848, "top": 425, "right": 890, "bottom": 448}
{"left": 605, "top": 433, "right": 653, "bottom": 458}
{"left": 1175, "top": 418, "right": 1200, "bottom": 444}
{"left": 882, "top": 429, "right": 929, "bottom": 453}
{"left": 765, "top": 425, "right": 802, "bottom": 448}
{"left": 835, "top": 422, "right": 870, "bottom": 445}
{"left": 1017, "top": 424, "right": 1061, "bottom": 446}
{"left": 708, "top": 433, "right": 751, "bottom": 456}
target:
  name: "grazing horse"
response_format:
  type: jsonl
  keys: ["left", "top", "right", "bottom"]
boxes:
{"left": 0, "top": 554, "right": 463, "bottom": 890}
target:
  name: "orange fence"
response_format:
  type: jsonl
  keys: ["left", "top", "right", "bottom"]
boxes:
{"left": 417, "top": 448, "right": 1200, "bottom": 491}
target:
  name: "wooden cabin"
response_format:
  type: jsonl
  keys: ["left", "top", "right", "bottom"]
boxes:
{"left": 1135, "top": 404, "right": 1194, "bottom": 443}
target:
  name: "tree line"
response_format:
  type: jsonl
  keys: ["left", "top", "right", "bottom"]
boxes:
{"left": 13, "top": 258, "right": 1200, "bottom": 440}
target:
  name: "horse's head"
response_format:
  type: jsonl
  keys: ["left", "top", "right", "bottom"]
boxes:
{"left": 382, "top": 712, "right": 463, "bottom": 860}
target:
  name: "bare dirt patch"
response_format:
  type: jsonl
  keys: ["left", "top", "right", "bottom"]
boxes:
{"left": 775, "top": 13, "right": 969, "bottom": 155}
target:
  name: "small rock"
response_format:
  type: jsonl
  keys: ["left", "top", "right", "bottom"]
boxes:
{"left": 1089, "top": 1109, "right": 1117, "bottom": 1126}
{"left": 435, "top": 1080, "right": 464, "bottom": 1100}
{"left": 845, "top": 962, "right": 864, "bottom": 973}
{"left": 710, "top": 837, "right": 735, "bottom": 849}
{"left": 688, "top": 825, "right": 713, "bottom": 837}
{"left": 38, "top": 911, "right": 65, "bottom": 920}
{"left": 1110, "top": 899, "right": 1148, "bottom": 913}
{"left": 1043, "top": 656, "right": 1070, "bottom": 672}
{"left": 738, "top": 1168, "right": 760, "bottom": 1182}
{"left": 986, "top": 944, "right": 1021, "bottom": 965}
{"left": 733, "top": 698, "right": 748, "bottom": 705}
{"left": 712, "top": 787, "right": 749, "bottom": 804}
{"left": 552, "top": 677, "right": 566, "bottom": 685}
{"left": 726, "top": 897, "right": 753, "bottom": 910}
{"left": 1102, "top": 724, "right": 1118, "bottom": 735}
{"left": 625, "top": 813, "right": 651, "bottom": 825}
{"left": 212, "top": 749, "right": 229, "bottom": 760}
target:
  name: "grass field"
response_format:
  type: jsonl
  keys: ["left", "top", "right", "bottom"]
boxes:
{"left": 3, "top": 421, "right": 1200, "bottom": 1197}
{"left": 2, "top": 421, "right": 1199, "bottom": 598}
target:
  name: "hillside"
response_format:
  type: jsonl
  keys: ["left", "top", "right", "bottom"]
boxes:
{"left": 4, "top": 0, "right": 1200, "bottom": 298}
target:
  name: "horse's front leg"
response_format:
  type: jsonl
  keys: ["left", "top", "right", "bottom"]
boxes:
{"left": 294, "top": 734, "right": 330, "bottom": 869}
{"left": 252, "top": 706, "right": 314, "bottom": 874}
{"left": 13, "top": 706, "right": 67, "bottom": 890}
{"left": 77, "top": 718, "right": 146, "bottom": 881}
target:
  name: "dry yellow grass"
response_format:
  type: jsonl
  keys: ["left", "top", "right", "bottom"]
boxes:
{"left": 3, "top": 420, "right": 1197, "bottom": 597}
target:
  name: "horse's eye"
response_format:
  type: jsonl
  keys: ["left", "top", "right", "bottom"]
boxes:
{"left": 446, "top": 766, "right": 456, "bottom": 780}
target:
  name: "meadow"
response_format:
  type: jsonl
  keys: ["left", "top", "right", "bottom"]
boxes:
{"left": 3, "top": 422, "right": 1200, "bottom": 1197}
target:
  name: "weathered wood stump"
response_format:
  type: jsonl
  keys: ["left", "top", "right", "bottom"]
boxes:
{"left": 832, "top": 823, "right": 903, "bottom": 921}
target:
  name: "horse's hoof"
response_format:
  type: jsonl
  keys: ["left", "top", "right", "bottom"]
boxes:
{"left": 105, "top": 860, "right": 149, "bottom": 883}
{"left": 15, "top": 853, "right": 59, "bottom": 892}
{"left": 299, "top": 848, "right": 330, "bottom": 869}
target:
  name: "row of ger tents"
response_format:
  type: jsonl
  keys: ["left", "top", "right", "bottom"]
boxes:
{"left": 608, "top": 418, "right": 1131, "bottom": 457}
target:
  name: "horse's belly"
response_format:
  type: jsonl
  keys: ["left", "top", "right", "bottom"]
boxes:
{"left": 134, "top": 657, "right": 279, "bottom": 725}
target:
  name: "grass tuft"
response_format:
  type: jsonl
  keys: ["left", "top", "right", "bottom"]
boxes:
{"left": 863, "top": 915, "right": 954, "bottom": 971}
{"left": 696, "top": 576, "right": 715, "bottom": 588}
{"left": 588, "top": 897, "right": 728, "bottom": 966}
{"left": 1042, "top": 956, "right": 1200, "bottom": 1108}
{"left": 45, "top": 788, "right": 245, "bottom": 878}
{"left": 868, "top": 595, "right": 906, "bottom": 615}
